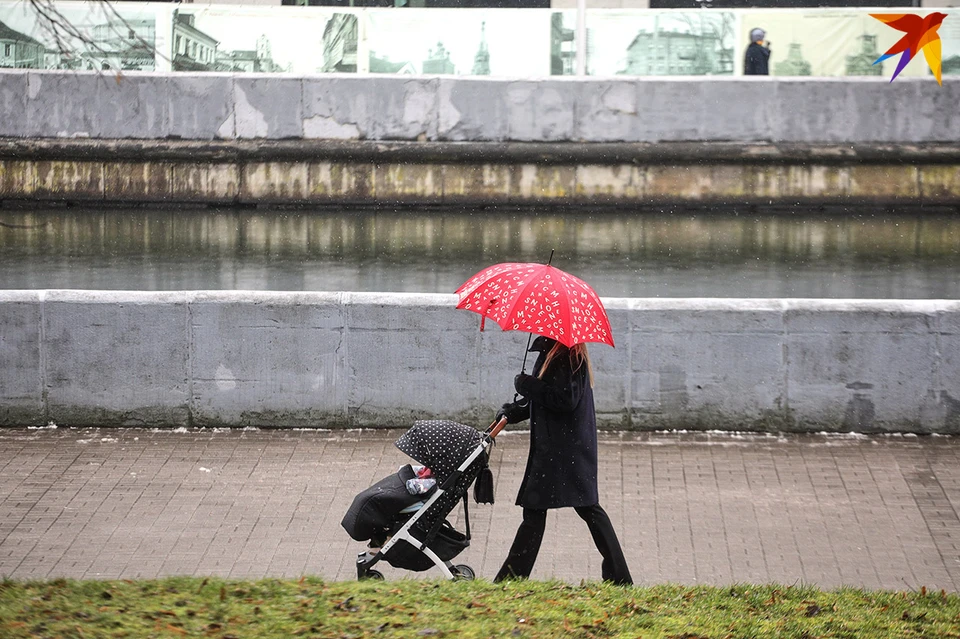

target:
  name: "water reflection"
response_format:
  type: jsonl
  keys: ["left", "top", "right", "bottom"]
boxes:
{"left": 1, "top": 207, "right": 958, "bottom": 298}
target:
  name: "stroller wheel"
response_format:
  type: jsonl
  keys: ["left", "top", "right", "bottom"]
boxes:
{"left": 452, "top": 564, "right": 475, "bottom": 580}
{"left": 362, "top": 569, "right": 384, "bottom": 581}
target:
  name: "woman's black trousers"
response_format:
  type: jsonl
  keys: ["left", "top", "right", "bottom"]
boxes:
{"left": 493, "top": 504, "right": 633, "bottom": 585}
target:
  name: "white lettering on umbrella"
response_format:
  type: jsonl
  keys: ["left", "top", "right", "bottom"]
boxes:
{"left": 455, "top": 262, "right": 614, "bottom": 349}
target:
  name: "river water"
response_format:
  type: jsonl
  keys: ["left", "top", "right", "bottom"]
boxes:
{"left": 1, "top": 206, "right": 959, "bottom": 298}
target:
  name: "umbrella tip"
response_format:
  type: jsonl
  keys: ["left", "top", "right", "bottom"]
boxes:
{"left": 547, "top": 249, "right": 555, "bottom": 266}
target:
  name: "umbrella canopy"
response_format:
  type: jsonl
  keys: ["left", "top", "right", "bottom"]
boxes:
{"left": 455, "top": 262, "right": 614, "bottom": 348}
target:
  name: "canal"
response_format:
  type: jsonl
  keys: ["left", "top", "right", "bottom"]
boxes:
{"left": 1, "top": 207, "right": 959, "bottom": 299}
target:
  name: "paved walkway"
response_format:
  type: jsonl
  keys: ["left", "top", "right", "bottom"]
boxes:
{"left": 1, "top": 427, "right": 958, "bottom": 591}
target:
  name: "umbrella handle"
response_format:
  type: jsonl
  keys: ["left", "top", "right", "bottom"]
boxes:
{"left": 488, "top": 416, "right": 508, "bottom": 439}
{"left": 513, "top": 332, "right": 535, "bottom": 403}
{"left": 519, "top": 332, "right": 534, "bottom": 374}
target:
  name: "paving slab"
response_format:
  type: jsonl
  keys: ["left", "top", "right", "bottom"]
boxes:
{"left": 0, "top": 427, "right": 958, "bottom": 590}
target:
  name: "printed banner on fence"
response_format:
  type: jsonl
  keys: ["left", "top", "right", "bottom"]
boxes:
{"left": 937, "top": 10, "right": 960, "bottom": 76}
{"left": 0, "top": 1, "right": 170, "bottom": 72}
{"left": 365, "top": 8, "right": 550, "bottom": 76}
{"left": 0, "top": 2, "right": 955, "bottom": 79}
{"left": 169, "top": 5, "right": 359, "bottom": 74}
{"left": 579, "top": 10, "right": 737, "bottom": 77}
{"left": 737, "top": 9, "right": 957, "bottom": 78}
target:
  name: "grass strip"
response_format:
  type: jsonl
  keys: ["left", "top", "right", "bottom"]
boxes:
{"left": 1, "top": 577, "right": 959, "bottom": 638}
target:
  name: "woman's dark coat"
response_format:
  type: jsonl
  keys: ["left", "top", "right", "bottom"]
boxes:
{"left": 504, "top": 336, "right": 599, "bottom": 510}
{"left": 744, "top": 42, "right": 770, "bottom": 75}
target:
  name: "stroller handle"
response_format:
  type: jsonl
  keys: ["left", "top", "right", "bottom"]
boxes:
{"left": 488, "top": 416, "right": 508, "bottom": 439}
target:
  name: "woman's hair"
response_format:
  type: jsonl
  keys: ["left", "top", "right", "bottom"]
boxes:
{"left": 537, "top": 341, "right": 595, "bottom": 388}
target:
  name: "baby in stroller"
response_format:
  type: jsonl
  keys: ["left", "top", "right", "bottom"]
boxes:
{"left": 341, "top": 419, "right": 503, "bottom": 580}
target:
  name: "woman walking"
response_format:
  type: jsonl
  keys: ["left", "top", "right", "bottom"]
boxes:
{"left": 493, "top": 335, "right": 633, "bottom": 585}
{"left": 744, "top": 27, "right": 771, "bottom": 75}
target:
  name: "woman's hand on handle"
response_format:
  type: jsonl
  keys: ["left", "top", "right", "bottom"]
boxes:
{"left": 496, "top": 398, "right": 531, "bottom": 426}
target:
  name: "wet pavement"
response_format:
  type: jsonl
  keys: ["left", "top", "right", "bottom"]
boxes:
{"left": 1, "top": 426, "right": 958, "bottom": 590}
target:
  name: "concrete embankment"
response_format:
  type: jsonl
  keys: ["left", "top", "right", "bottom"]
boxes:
{"left": 2, "top": 291, "right": 958, "bottom": 433}
{"left": 1, "top": 72, "right": 958, "bottom": 206}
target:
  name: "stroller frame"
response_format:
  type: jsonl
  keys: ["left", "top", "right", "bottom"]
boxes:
{"left": 356, "top": 418, "right": 505, "bottom": 581}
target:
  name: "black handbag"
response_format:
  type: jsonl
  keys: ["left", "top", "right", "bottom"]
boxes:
{"left": 473, "top": 450, "right": 495, "bottom": 504}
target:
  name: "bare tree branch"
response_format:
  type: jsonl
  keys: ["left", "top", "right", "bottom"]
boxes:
{"left": 24, "top": 0, "right": 169, "bottom": 75}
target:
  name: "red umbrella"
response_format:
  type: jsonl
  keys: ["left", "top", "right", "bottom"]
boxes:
{"left": 455, "top": 259, "right": 614, "bottom": 349}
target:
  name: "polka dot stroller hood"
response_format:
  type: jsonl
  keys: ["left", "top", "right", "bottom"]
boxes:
{"left": 394, "top": 420, "right": 486, "bottom": 484}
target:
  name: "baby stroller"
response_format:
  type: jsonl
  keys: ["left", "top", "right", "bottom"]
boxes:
{"left": 341, "top": 417, "right": 506, "bottom": 580}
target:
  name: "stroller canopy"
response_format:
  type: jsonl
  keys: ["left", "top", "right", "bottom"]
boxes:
{"left": 395, "top": 420, "right": 485, "bottom": 484}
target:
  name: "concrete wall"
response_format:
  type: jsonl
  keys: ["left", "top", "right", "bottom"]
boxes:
{"left": 1, "top": 72, "right": 958, "bottom": 205}
{"left": 1, "top": 71, "right": 958, "bottom": 144}
{"left": 2, "top": 291, "right": 958, "bottom": 433}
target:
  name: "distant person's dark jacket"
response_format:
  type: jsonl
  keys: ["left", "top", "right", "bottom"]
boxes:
{"left": 744, "top": 42, "right": 771, "bottom": 75}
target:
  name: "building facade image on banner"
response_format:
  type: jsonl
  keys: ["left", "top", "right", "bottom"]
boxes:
{"left": 550, "top": 10, "right": 576, "bottom": 75}
{"left": 0, "top": 1, "right": 167, "bottom": 72}
{"left": 940, "top": 11, "right": 960, "bottom": 75}
{"left": 170, "top": 6, "right": 358, "bottom": 74}
{"left": 738, "top": 9, "right": 957, "bottom": 78}
{"left": 365, "top": 9, "right": 550, "bottom": 76}
{"left": 584, "top": 10, "right": 736, "bottom": 77}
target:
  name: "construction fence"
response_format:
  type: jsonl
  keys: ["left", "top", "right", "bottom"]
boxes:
{"left": 0, "top": 2, "right": 957, "bottom": 78}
